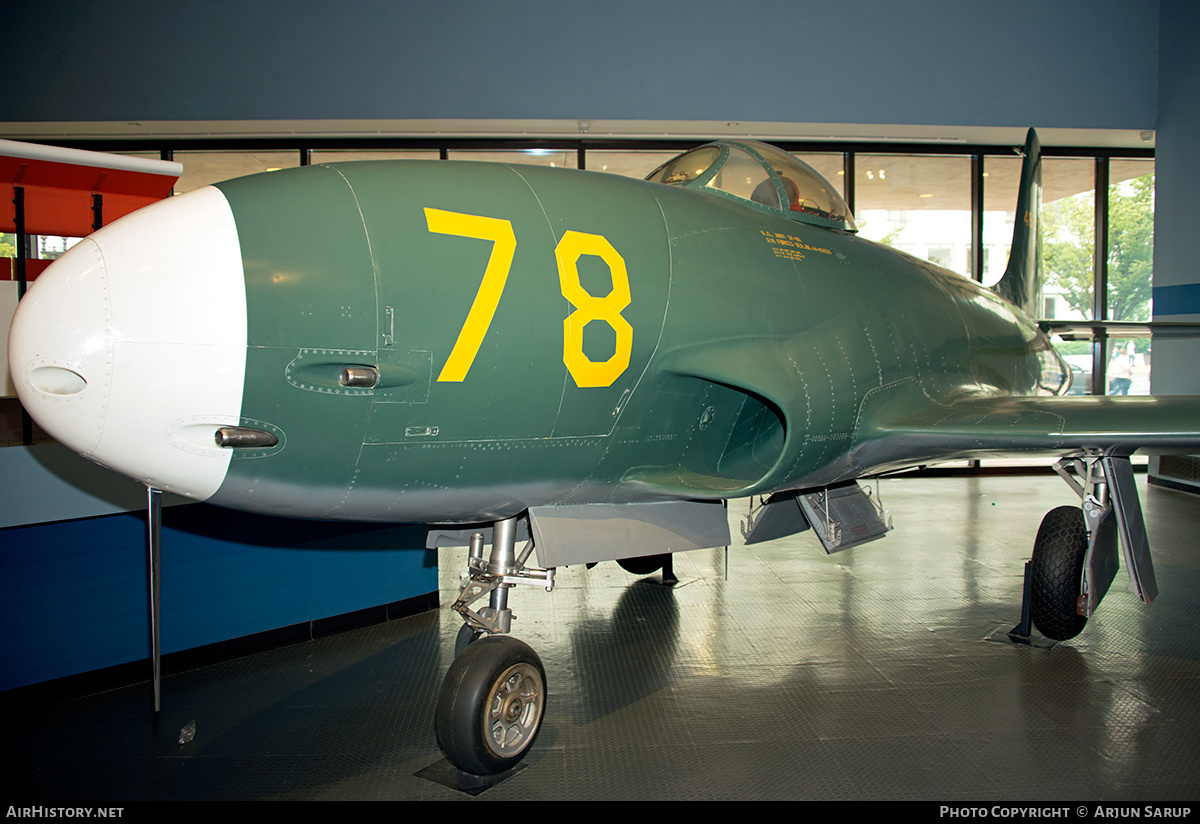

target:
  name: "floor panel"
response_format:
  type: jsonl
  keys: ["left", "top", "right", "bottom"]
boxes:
{"left": 2, "top": 474, "right": 1198, "bottom": 800}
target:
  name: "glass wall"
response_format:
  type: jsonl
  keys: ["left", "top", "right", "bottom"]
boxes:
{"left": 854, "top": 155, "right": 971, "bottom": 273}
{"left": 447, "top": 149, "right": 575, "bottom": 168}
{"left": 1040, "top": 157, "right": 1098, "bottom": 396}
{"left": 1108, "top": 159, "right": 1155, "bottom": 325}
{"left": 981, "top": 154, "right": 1022, "bottom": 287}
{"left": 1107, "top": 159, "right": 1156, "bottom": 397}
{"left": 1036, "top": 157, "right": 1155, "bottom": 397}
{"left": 1041, "top": 158, "right": 1097, "bottom": 324}
{"left": 586, "top": 150, "right": 681, "bottom": 180}
{"left": 312, "top": 150, "right": 439, "bottom": 165}
{"left": 172, "top": 151, "right": 301, "bottom": 193}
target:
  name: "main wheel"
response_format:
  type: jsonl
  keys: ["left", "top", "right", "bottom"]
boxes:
{"left": 435, "top": 635, "right": 546, "bottom": 775}
{"left": 1030, "top": 505, "right": 1089, "bottom": 641}
{"left": 617, "top": 554, "right": 667, "bottom": 575}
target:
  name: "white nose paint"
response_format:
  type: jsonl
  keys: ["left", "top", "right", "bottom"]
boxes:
{"left": 8, "top": 185, "right": 248, "bottom": 500}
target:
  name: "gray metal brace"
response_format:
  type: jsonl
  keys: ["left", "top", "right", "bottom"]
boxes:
{"left": 1053, "top": 455, "right": 1157, "bottom": 617}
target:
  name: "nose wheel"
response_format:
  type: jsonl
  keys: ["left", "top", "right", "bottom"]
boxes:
{"left": 455, "top": 623, "right": 484, "bottom": 657}
{"left": 435, "top": 635, "right": 546, "bottom": 775}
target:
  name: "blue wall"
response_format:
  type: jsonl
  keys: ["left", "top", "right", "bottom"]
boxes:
{"left": 0, "top": 507, "right": 434, "bottom": 691}
{"left": 1150, "top": 0, "right": 1200, "bottom": 394}
{"left": 0, "top": 447, "right": 437, "bottom": 691}
{"left": 10, "top": 0, "right": 1158, "bottom": 130}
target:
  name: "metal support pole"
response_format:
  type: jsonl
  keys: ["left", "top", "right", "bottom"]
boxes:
{"left": 1008, "top": 561, "right": 1034, "bottom": 644}
{"left": 13, "top": 186, "right": 33, "bottom": 445}
{"left": 159, "top": 150, "right": 175, "bottom": 196}
{"left": 147, "top": 486, "right": 163, "bottom": 712}
{"left": 1092, "top": 157, "right": 1110, "bottom": 395}
{"left": 968, "top": 154, "right": 986, "bottom": 471}
{"left": 842, "top": 151, "right": 855, "bottom": 216}
{"left": 14, "top": 186, "right": 27, "bottom": 300}
{"left": 971, "top": 154, "right": 985, "bottom": 283}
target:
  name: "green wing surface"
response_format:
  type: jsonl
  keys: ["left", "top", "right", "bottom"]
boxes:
{"left": 853, "top": 394, "right": 1200, "bottom": 472}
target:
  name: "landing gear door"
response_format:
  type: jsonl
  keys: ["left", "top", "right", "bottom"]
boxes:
{"left": 1103, "top": 455, "right": 1158, "bottom": 605}
{"left": 798, "top": 482, "right": 893, "bottom": 553}
{"left": 1081, "top": 500, "right": 1120, "bottom": 617}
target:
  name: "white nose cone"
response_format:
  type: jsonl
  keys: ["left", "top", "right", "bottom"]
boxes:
{"left": 8, "top": 186, "right": 248, "bottom": 500}
{"left": 9, "top": 237, "right": 111, "bottom": 454}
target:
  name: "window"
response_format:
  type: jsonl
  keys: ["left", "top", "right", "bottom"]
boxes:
{"left": 172, "top": 151, "right": 300, "bottom": 193}
{"left": 447, "top": 149, "right": 575, "bottom": 168}
{"left": 587, "top": 150, "right": 682, "bottom": 179}
{"left": 855, "top": 155, "right": 970, "bottom": 272}
{"left": 1108, "top": 159, "right": 1155, "bottom": 324}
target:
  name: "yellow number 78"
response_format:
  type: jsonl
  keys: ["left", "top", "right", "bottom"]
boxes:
{"left": 426, "top": 207, "right": 632, "bottom": 388}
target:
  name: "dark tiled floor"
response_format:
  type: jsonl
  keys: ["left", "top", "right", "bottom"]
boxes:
{"left": 2, "top": 474, "right": 1198, "bottom": 800}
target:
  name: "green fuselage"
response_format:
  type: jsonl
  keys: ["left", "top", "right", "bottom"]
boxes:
{"left": 208, "top": 160, "right": 1055, "bottom": 523}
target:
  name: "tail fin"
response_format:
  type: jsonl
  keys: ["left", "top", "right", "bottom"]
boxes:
{"left": 994, "top": 128, "right": 1042, "bottom": 315}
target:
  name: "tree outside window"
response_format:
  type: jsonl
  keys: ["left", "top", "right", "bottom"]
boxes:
{"left": 1043, "top": 174, "right": 1154, "bottom": 323}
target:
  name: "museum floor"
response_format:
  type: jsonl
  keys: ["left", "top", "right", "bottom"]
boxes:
{"left": 2, "top": 473, "right": 1198, "bottom": 801}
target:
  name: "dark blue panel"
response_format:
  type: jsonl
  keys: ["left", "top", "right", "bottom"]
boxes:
{"left": 1153, "top": 282, "right": 1200, "bottom": 316}
{"left": 1, "top": 514, "right": 149, "bottom": 688}
{"left": 0, "top": 505, "right": 436, "bottom": 690}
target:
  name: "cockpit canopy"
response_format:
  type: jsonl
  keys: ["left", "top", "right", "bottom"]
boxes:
{"left": 646, "top": 140, "right": 856, "bottom": 232}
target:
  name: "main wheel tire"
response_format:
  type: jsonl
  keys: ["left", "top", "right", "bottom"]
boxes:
{"left": 1030, "top": 505, "right": 1089, "bottom": 641}
{"left": 435, "top": 635, "right": 546, "bottom": 775}
{"left": 617, "top": 554, "right": 667, "bottom": 575}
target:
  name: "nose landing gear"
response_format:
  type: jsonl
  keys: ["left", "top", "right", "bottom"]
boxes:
{"left": 434, "top": 516, "right": 554, "bottom": 775}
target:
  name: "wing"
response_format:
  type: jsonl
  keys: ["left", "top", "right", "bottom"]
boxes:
{"left": 852, "top": 394, "right": 1200, "bottom": 472}
{"left": 1038, "top": 320, "right": 1200, "bottom": 340}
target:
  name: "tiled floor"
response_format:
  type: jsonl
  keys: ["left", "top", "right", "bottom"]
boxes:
{"left": 3, "top": 473, "right": 1198, "bottom": 800}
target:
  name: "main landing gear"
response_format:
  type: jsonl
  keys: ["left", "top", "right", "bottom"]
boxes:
{"left": 1029, "top": 505, "right": 1090, "bottom": 640}
{"left": 435, "top": 517, "right": 554, "bottom": 776}
{"left": 1013, "top": 454, "right": 1157, "bottom": 643}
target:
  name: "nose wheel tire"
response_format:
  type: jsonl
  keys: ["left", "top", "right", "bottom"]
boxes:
{"left": 435, "top": 635, "right": 546, "bottom": 775}
{"left": 1030, "top": 505, "right": 1090, "bottom": 641}
{"left": 454, "top": 623, "right": 484, "bottom": 658}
